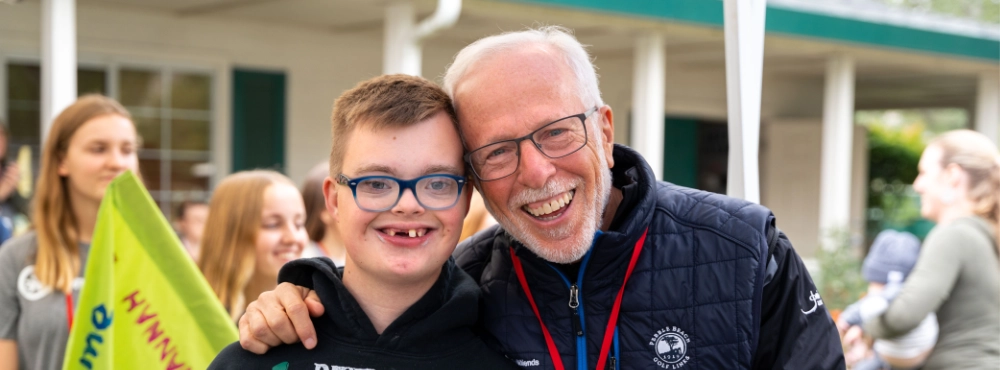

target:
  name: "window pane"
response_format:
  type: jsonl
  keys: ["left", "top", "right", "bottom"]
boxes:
{"left": 119, "top": 69, "right": 162, "bottom": 108}
{"left": 7, "top": 107, "right": 40, "bottom": 141}
{"left": 170, "top": 119, "right": 209, "bottom": 151}
{"left": 139, "top": 159, "right": 162, "bottom": 190}
{"left": 7, "top": 64, "right": 41, "bottom": 101}
{"left": 171, "top": 160, "right": 210, "bottom": 192}
{"left": 171, "top": 73, "right": 211, "bottom": 110}
{"left": 7, "top": 64, "right": 41, "bottom": 142}
{"left": 133, "top": 117, "right": 161, "bottom": 149}
{"left": 78, "top": 69, "right": 107, "bottom": 96}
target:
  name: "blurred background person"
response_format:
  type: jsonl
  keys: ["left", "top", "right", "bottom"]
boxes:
{"left": 838, "top": 229, "right": 938, "bottom": 370}
{"left": 300, "top": 162, "right": 345, "bottom": 264}
{"left": 459, "top": 191, "right": 497, "bottom": 242}
{"left": 0, "top": 121, "right": 26, "bottom": 246}
{"left": 0, "top": 95, "right": 139, "bottom": 370}
{"left": 845, "top": 129, "right": 1000, "bottom": 369}
{"left": 175, "top": 200, "right": 209, "bottom": 262}
{"left": 199, "top": 170, "right": 307, "bottom": 322}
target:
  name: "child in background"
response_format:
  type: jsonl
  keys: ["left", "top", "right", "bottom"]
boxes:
{"left": 175, "top": 200, "right": 209, "bottom": 262}
{"left": 300, "top": 162, "right": 346, "bottom": 265}
{"left": 198, "top": 170, "right": 307, "bottom": 322}
{"left": 838, "top": 230, "right": 938, "bottom": 370}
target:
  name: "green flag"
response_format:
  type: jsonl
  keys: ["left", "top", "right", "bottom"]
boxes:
{"left": 63, "top": 171, "right": 236, "bottom": 369}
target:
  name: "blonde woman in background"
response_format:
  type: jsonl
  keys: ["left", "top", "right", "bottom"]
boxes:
{"left": 0, "top": 95, "right": 140, "bottom": 370}
{"left": 199, "top": 170, "right": 307, "bottom": 322}
{"left": 300, "top": 162, "right": 345, "bottom": 265}
{"left": 844, "top": 129, "right": 1000, "bottom": 369}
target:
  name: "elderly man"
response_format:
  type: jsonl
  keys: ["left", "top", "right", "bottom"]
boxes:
{"left": 239, "top": 27, "right": 845, "bottom": 370}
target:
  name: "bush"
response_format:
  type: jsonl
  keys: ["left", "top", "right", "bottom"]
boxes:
{"left": 816, "top": 230, "right": 868, "bottom": 312}
{"left": 865, "top": 123, "right": 928, "bottom": 243}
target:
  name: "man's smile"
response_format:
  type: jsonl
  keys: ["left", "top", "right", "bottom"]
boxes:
{"left": 522, "top": 190, "right": 574, "bottom": 219}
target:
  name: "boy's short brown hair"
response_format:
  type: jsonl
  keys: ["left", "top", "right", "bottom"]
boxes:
{"left": 329, "top": 74, "right": 457, "bottom": 177}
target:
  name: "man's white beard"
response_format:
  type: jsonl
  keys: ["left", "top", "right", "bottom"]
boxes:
{"left": 486, "top": 146, "right": 613, "bottom": 264}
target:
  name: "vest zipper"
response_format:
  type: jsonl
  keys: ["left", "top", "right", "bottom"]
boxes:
{"left": 569, "top": 284, "right": 583, "bottom": 336}
{"left": 546, "top": 253, "right": 593, "bottom": 370}
{"left": 608, "top": 356, "right": 616, "bottom": 370}
{"left": 543, "top": 231, "right": 602, "bottom": 370}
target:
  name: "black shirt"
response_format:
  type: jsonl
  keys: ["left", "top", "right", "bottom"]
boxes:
{"left": 208, "top": 258, "right": 520, "bottom": 370}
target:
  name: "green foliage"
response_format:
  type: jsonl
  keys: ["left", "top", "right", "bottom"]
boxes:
{"left": 816, "top": 231, "right": 868, "bottom": 311}
{"left": 867, "top": 122, "right": 924, "bottom": 185}
{"left": 863, "top": 120, "right": 927, "bottom": 241}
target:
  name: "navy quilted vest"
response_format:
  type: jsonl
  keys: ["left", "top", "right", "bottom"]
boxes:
{"left": 460, "top": 145, "right": 772, "bottom": 370}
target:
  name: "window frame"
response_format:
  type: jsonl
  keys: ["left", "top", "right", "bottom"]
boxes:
{"left": 0, "top": 51, "right": 224, "bottom": 216}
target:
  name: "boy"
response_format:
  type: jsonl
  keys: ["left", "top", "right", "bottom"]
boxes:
{"left": 175, "top": 200, "right": 209, "bottom": 261}
{"left": 209, "top": 75, "right": 518, "bottom": 369}
{"left": 838, "top": 230, "right": 938, "bottom": 370}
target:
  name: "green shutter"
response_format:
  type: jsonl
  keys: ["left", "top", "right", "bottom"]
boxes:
{"left": 662, "top": 117, "right": 699, "bottom": 188}
{"left": 232, "top": 69, "right": 286, "bottom": 172}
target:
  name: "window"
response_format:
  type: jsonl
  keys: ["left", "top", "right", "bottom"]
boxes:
{"left": 4, "top": 62, "right": 213, "bottom": 217}
{"left": 119, "top": 68, "right": 213, "bottom": 216}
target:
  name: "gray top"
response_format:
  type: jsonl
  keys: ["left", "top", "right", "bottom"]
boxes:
{"left": 865, "top": 216, "right": 1000, "bottom": 369}
{"left": 0, "top": 232, "right": 90, "bottom": 370}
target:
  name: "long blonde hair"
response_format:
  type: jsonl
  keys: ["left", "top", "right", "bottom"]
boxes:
{"left": 929, "top": 129, "right": 1000, "bottom": 256}
{"left": 33, "top": 94, "right": 133, "bottom": 293}
{"left": 198, "top": 170, "right": 296, "bottom": 320}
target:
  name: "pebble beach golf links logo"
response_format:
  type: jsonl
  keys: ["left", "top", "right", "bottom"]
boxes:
{"left": 649, "top": 326, "right": 690, "bottom": 369}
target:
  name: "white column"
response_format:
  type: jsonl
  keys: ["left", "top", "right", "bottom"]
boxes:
{"left": 383, "top": 0, "right": 462, "bottom": 77}
{"left": 630, "top": 33, "right": 665, "bottom": 180}
{"left": 975, "top": 71, "right": 1000, "bottom": 145}
{"left": 818, "top": 54, "right": 855, "bottom": 249}
{"left": 41, "top": 0, "right": 77, "bottom": 142}
{"left": 383, "top": 1, "right": 420, "bottom": 76}
{"left": 723, "top": 0, "right": 766, "bottom": 204}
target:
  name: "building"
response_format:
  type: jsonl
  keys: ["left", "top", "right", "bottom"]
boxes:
{"left": 1, "top": 0, "right": 997, "bottom": 261}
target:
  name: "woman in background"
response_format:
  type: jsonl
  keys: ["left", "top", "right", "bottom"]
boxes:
{"left": 199, "top": 170, "right": 307, "bottom": 322}
{"left": 0, "top": 95, "right": 139, "bottom": 370}
{"left": 846, "top": 129, "right": 1000, "bottom": 369}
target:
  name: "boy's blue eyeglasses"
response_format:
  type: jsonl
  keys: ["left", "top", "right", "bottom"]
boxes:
{"left": 336, "top": 173, "right": 466, "bottom": 212}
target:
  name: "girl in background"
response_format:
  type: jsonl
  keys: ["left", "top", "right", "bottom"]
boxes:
{"left": 300, "top": 162, "right": 345, "bottom": 265}
{"left": 0, "top": 95, "right": 139, "bottom": 370}
{"left": 199, "top": 170, "right": 307, "bottom": 322}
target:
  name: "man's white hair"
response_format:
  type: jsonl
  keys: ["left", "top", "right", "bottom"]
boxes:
{"left": 444, "top": 26, "right": 613, "bottom": 263}
{"left": 442, "top": 25, "right": 604, "bottom": 110}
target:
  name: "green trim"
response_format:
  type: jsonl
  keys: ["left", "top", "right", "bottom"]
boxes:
{"left": 767, "top": 8, "right": 999, "bottom": 61}
{"left": 500, "top": 0, "right": 1000, "bottom": 61}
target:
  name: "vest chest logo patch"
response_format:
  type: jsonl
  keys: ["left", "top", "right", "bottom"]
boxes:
{"left": 649, "top": 326, "right": 690, "bottom": 369}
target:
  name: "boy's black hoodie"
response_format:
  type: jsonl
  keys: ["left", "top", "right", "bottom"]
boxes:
{"left": 209, "top": 257, "right": 518, "bottom": 370}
